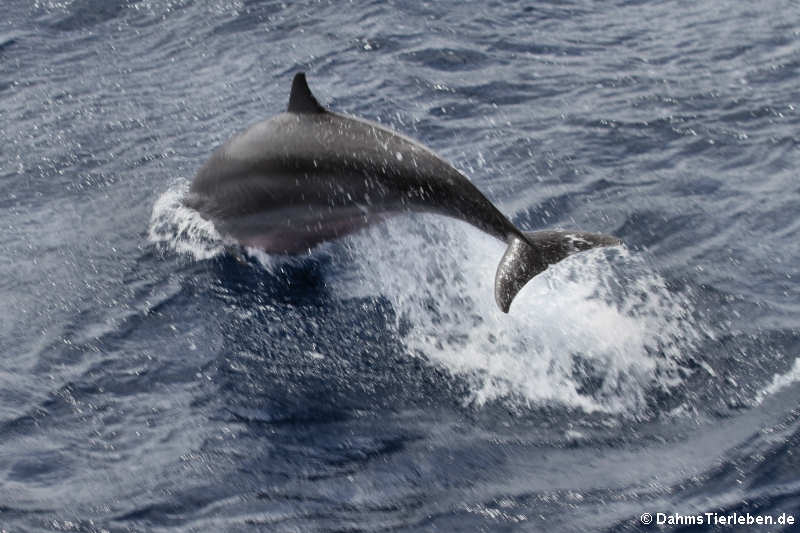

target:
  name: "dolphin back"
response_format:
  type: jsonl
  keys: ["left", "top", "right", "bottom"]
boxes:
{"left": 494, "top": 230, "right": 621, "bottom": 313}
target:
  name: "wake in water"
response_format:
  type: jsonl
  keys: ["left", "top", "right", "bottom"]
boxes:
{"left": 149, "top": 181, "right": 706, "bottom": 416}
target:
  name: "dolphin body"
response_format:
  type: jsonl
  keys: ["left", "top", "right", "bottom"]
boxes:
{"left": 186, "top": 73, "right": 620, "bottom": 312}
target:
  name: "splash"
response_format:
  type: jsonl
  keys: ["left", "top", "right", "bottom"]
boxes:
{"left": 148, "top": 179, "right": 226, "bottom": 260}
{"left": 337, "top": 216, "right": 702, "bottom": 415}
{"left": 148, "top": 182, "right": 702, "bottom": 415}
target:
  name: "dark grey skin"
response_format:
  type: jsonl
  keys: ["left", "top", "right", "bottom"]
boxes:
{"left": 186, "top": 73, "right": 620, "bottom": 312}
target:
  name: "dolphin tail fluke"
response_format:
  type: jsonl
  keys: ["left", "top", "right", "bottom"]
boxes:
{"left": 494, "top": 230, "right": 621, "bottom": 313}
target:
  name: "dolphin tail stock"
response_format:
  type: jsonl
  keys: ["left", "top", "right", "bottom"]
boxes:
{"left": 493, "top": 230, "right": 621, "bottom": 313}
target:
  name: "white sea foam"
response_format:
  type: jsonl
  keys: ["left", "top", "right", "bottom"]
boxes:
{"left": 148, "top": 179, "right": 227, "bottom": 260}
{"left": 336, "top": 216, "right": 701, "bottom": 414}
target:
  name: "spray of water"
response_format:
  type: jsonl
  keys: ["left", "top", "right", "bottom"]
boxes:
{"left": 338, "top": 217, "right": 700, "bottom": 414}
{"left": 148, "top": 182, "right": 702, "bottom": 414}
{"left": 148, "top": 179, "right": 226, "bottom": 260}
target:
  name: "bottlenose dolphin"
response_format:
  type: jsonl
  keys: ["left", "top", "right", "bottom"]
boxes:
{"left": 186, "top": 73, "right": 620, "bottom": 312}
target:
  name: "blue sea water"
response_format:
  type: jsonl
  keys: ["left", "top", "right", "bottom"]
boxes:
{"left": 2, "top": 0, "right": 800, "bottom": 531}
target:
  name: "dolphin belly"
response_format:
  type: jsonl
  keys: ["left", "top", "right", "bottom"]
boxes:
{"left": 186, "top": 156, "right": 402, "bottom": 253}
{"left": 211, "top": 204, "right": 388, "bottom": 253}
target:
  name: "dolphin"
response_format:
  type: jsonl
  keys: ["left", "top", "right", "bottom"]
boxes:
{"left": 186, "top": 73, "right": 620, "bottom": 312}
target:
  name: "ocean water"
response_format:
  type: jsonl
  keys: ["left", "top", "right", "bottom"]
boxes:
{"left": 2, "top": 0, "right": 799, "bottom": 531}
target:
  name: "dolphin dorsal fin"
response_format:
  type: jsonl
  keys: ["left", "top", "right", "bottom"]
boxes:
{"left": 287, "top": 72, "right": 325, "bottom": 114}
